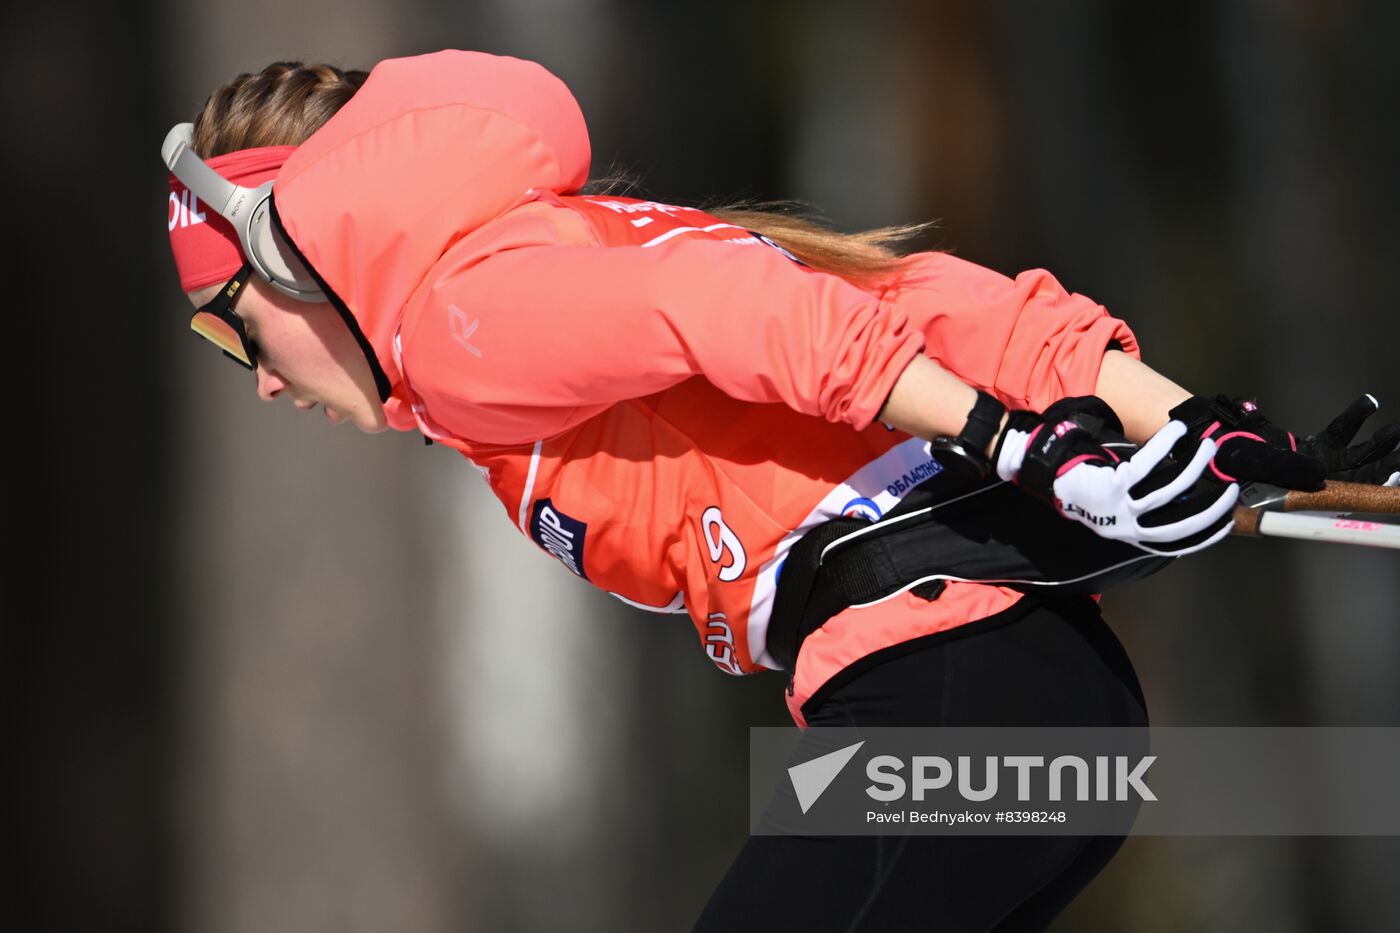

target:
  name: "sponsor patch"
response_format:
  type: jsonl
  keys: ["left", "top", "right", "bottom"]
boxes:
{"left": 840, "top": 497, "right": 883, "bottom": 523}
{"left": 530, "top": 499, "right": 590, "bottom": 580}
{"left": 885, "top": 458, "right": 943, "bottom": 497}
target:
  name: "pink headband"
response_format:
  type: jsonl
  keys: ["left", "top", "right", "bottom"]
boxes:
{"left": 166, "top": 146, "right": 297, "bottom": 291}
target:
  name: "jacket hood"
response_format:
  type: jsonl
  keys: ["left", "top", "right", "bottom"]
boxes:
{"left": 271, "top": 50, "right": 591, "bottom": 421}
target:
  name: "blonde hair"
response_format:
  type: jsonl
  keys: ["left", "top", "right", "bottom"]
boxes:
{"left": 705, "top": 204, "right": 932, "bottom": 287}
{"left": 192, "top": 61, "right": 933, "bottom": 287}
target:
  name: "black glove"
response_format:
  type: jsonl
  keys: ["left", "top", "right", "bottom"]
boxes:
{"left": 991, "top": 396, "right": 1238, "bottom": 555}
{"left": 1170, "top": 394, "right": 1400, "bottom": 490}
{"left": 1295, "top": 394, "right": 1400, "bottom": 485}
{"left": 1168, "top": 395, "right": 1324, "bottom": 490}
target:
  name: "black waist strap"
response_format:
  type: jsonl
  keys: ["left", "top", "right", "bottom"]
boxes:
{"left": 764, "top": 480, "right": 1174, "bottom": 672}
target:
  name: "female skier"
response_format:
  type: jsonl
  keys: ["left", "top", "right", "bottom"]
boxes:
{"left": 163, "top": 50, "right": 1400, "bottom": 932}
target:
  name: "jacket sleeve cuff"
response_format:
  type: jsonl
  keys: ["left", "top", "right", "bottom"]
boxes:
{"left": 1055, "top": 314, "right": 1141, "bottom": 404}
{"left": 839, "top": 329, "right": 928, "bottom": 432}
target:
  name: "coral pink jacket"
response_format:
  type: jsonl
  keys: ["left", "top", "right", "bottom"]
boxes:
{"left": 271, "top": 50, "right": 1139, "bottom": 723}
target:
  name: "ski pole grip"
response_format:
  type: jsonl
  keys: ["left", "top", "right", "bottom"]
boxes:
{"left": 1282, "top": 480, "right": 1400, "bottom": 514}
{"left": 1231, "top": 506, "right": 1263, "bottom": 537}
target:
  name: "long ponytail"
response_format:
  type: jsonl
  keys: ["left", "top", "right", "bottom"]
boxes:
{"left": 706, "top": 204, "right": 932, "bottom": 287}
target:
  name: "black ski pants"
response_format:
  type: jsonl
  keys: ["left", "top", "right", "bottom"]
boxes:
{"left": 693, "top": 596, "right": 1149, "bottom": 933}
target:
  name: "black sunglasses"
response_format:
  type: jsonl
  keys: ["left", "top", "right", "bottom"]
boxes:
{"left": 190, "top": 263, "right": 259, "bottom": 370}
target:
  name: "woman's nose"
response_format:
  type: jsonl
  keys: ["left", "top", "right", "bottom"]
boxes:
{"left": 255, "top": 364, "right": 288, "bottom": 401}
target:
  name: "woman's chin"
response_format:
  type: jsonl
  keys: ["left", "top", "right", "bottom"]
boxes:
{"left": 346, "top": 409, "right": 390, "bottom": 433}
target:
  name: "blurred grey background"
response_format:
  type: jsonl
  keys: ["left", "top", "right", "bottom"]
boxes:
{"left": 8, "top": 0, "right": 1400, "bottom": 930}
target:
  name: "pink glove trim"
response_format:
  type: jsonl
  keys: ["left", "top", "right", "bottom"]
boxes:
{"left": 1021, "top": 422, "right": 1046, "bottom": 452}
{"left": 1215, "top": 430, "right": 1266, "bottom": 446}
{"left": 1055, "top": 453, "right": 1110, "bottom": 477}
{"left": 1207, "top": 429, "right": 1265, "bottom": 484}
{"left": 1209, "top": 461, "right": 1239, "bottom": 483}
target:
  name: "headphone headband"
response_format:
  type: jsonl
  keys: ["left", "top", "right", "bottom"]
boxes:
{"left": 162, "top": 123, "right": 324, "bottom": 302}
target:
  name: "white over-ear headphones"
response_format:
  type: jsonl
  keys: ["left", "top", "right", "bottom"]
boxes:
{"left": 162, "top": 123, "right": 325, "bottom": 302}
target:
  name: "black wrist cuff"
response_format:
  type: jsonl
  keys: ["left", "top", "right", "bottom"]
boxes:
{"left": 932, "top": 391, "right": 1006, "bottom": 481}
{"left": 962, "top": 391, "right": 1006, "bottom": 456}
{"left": 1168, "top": 395, "right": 1219, "bottom": 430}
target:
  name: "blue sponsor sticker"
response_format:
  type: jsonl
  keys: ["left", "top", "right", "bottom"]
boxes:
{"left": 530, "top": 499, "right": 589, "bottom": 581}
{"left": 885, "top": 457, "right": 943, "bottom": 497}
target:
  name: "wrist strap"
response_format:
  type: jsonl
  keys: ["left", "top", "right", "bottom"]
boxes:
{"left": 931, "top": 391, "right": 1006, "bottom": 481}
{"left": 961, "top": 391, "right": 1006, "bottom": 456}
